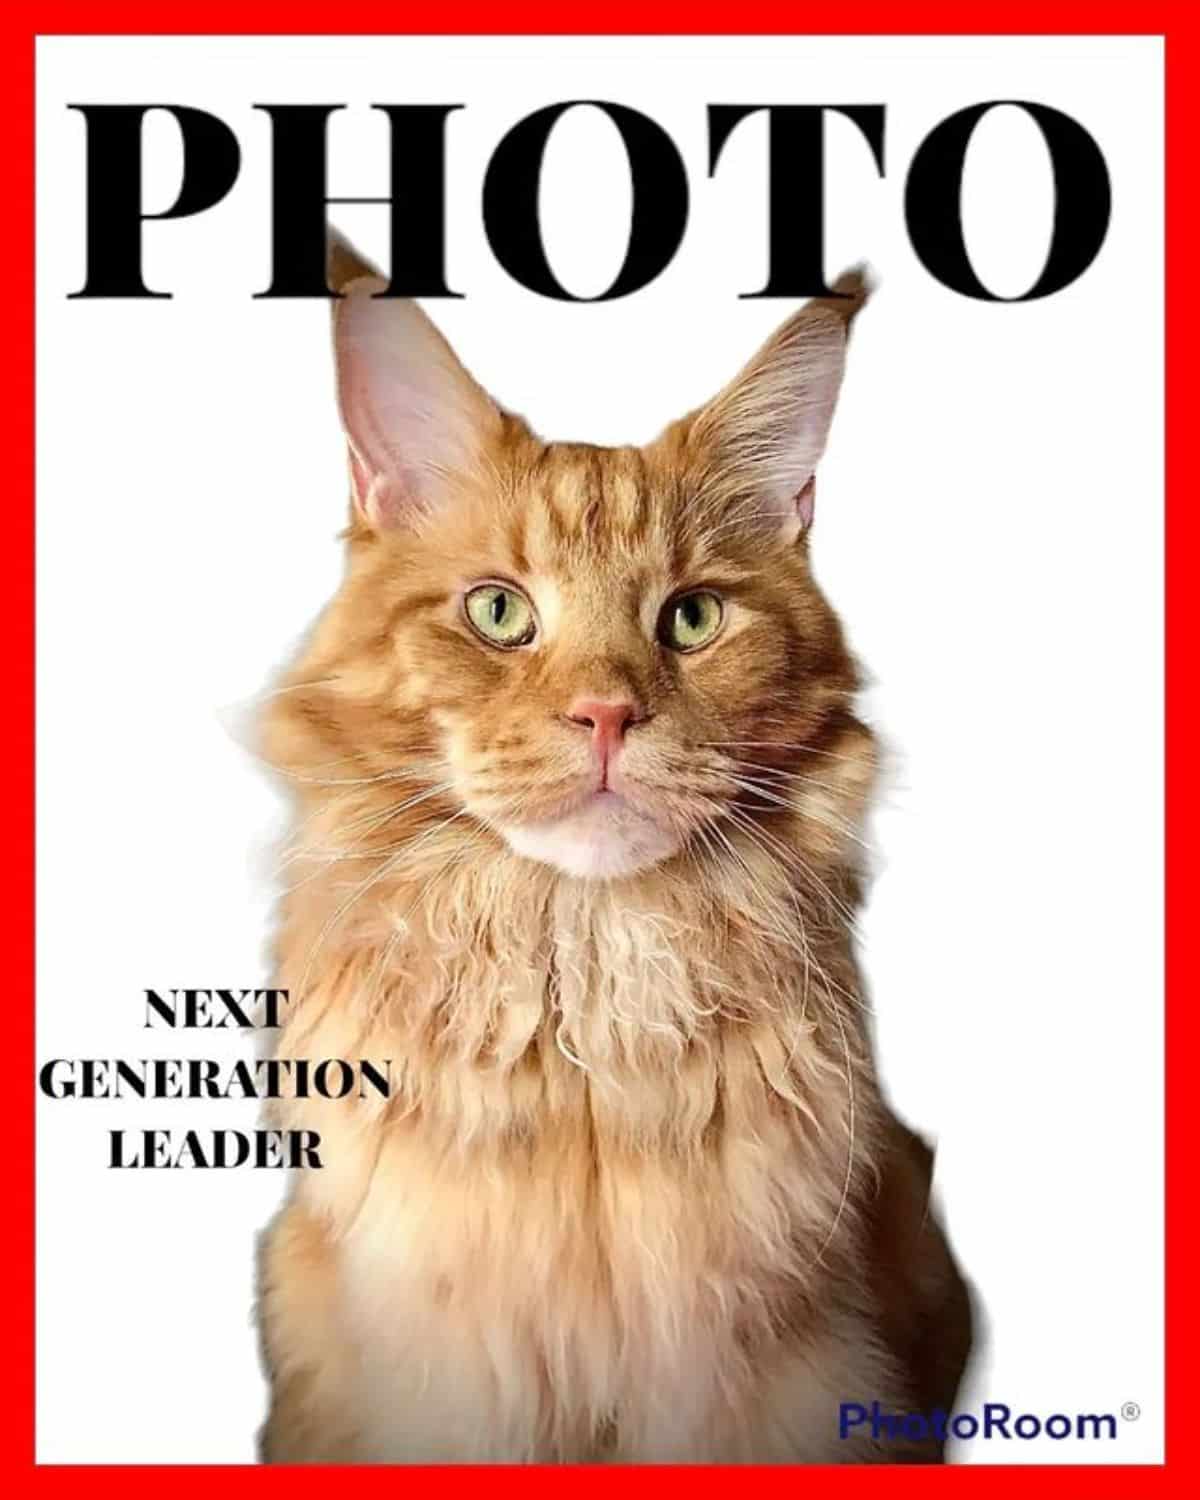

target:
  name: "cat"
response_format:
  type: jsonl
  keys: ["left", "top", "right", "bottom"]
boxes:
{"left": 255, "top": 235, "right": 973, "bottom": 1463}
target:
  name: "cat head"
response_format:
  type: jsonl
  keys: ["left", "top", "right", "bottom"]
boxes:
{"left": 267, "top": 254, "right": 874, "bottom": 883}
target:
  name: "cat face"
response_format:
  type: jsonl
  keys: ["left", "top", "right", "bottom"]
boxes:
{"left": 279, "top": 270, "right": 867, "bottom": 881}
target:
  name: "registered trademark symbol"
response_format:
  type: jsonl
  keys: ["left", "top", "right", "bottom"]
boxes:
{"left": 1121, "top": 1402, "right": 1141, "bottom": 1422}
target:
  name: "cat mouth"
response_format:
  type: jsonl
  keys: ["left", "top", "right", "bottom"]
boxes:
{"left": 587, "top": 787, "right": 622, "bottom": 808}
{"left": 509, "top": 772, "right": 642, "bottom": 826}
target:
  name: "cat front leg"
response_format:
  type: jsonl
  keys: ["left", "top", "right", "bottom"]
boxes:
{"left": 257, "top": 1200, "right": 365, "bottom": 1463}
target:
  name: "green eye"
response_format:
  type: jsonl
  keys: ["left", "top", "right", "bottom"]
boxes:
{"left": 464, "top": 584, "right": 536, "bottom": 648}
{"left": 660, "top": 590, "right": 724, "bottom": 652}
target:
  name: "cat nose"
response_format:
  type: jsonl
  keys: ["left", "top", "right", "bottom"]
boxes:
{"left": 565, "top": 698, "right": 644, "bottom": 760}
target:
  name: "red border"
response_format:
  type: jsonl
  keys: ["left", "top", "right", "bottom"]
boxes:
{"left": 12, "top": 8, "right": 1181, "bottom": 1486}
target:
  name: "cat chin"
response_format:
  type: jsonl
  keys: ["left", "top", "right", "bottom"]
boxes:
{"left": 498, "top": 791, "right": 681, "bottom": 880}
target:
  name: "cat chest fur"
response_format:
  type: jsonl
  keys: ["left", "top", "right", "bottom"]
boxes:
{"left": 272, "top": 873, "right": 873, "bottom": 1456}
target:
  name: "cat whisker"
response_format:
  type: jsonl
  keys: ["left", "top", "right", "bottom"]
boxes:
{"left": 719, "top": 804, "right": 869, "bottom": 961}
{"left": 726, "top": 757, "right": 865, "bottom": 795}
{"left": 714, "top": 810, "right": 870, "bottom": 1008}
{"left": 808, "top": 996, "right": 858, "bottom": 1272}
{"left": 233, "top": 676, "right": 340, "bottom": 705}
{"left": 289, "top": 805, "right": 472, "bottom": 1022}
{"left": 271, "top": 761, "right": 440, "bottom": 789}
{"left": 279, "top": 774, "right": 447, "bottom": 858}
{"left": 722, "top": 773, "right": 876, "bottom": 856}
{"left": 277, "top": 782, "right": 459, "bottom": 891}
{"left": 700, "top": 740, "right": 873, "bottom": 767}
{"left": 357, "top": 827, "right": 490, "bottom": 1036}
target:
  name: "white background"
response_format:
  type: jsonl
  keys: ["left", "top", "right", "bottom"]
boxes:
{"left": 35, "top": 36, "right": 1163, "bottom": 1464}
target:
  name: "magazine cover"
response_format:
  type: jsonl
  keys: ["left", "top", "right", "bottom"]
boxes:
{"left": 28, "top": 17, "right": 1168, "bottom": 1474}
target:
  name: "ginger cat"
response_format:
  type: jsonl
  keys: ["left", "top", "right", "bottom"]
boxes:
{"left": 256, "top": 239, "right": 971, "bottom": 1463}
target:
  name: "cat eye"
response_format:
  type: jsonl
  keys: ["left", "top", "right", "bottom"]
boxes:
{"left": 464, "top": 583, "right": 537, "bottom": 648}
{"left": 659, "top": 590, "right": 725, "bottom": 652}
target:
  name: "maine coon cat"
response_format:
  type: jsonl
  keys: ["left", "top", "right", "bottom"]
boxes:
{"left": 256, "top": 236, "right": 972, "bottom": 1463}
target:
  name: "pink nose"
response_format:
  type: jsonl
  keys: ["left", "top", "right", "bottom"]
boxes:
{"left": 566, "top": 698, "right": 642, "bottom": 763}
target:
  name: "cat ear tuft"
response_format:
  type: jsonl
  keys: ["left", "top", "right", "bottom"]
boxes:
{"left": 326, "top": 226, "right": 382, "bottom": 292}
{"left": 332, "top": 276, "right": 500, "bottom": 531}
{"left": 819, "top": 264, "right": 874, "bottom": 333}
{"left": 795, "top": 477, "right": 816, "bottom": 531}
{"left": 689, "top": 269, "right": 872, "bottom": 540}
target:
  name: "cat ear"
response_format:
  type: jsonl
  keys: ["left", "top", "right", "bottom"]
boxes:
{"left": 688, "top": 268, "right": 870, "bottom": 540}
{"left": 333, "top": 277, "right": 501, "bottom": 530}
